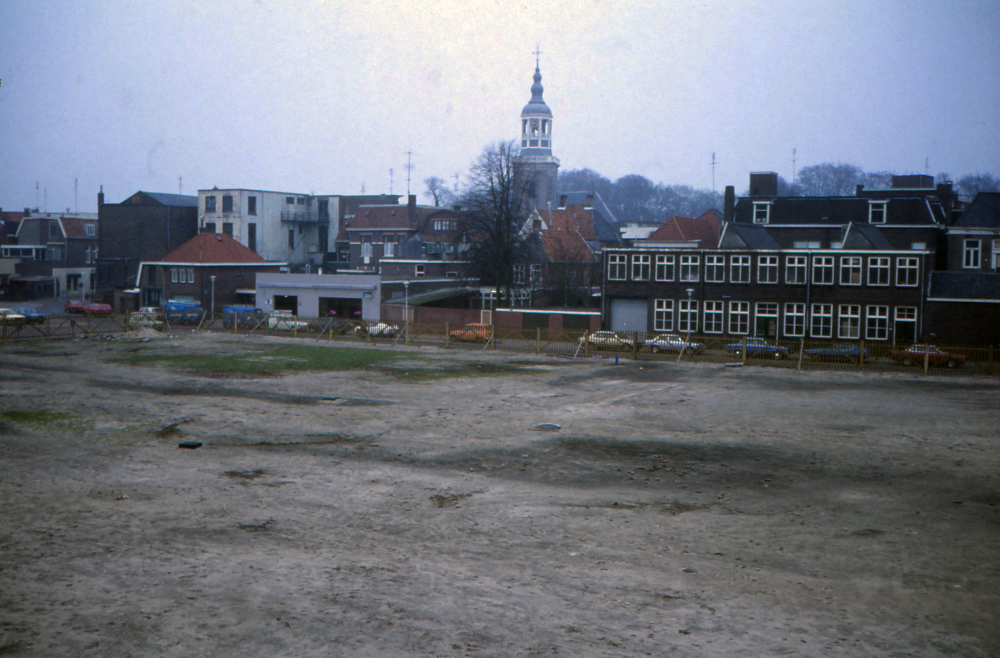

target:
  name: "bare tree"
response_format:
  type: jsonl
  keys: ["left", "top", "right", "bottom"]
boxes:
{"left": 423, "top": 176, "right": 455, "bottom": 207}
{"left": 956, "top": 174, "right": 1000, "bottom": 198}
{"left": 463, "top": 140, "right": 530, "bottom": 308}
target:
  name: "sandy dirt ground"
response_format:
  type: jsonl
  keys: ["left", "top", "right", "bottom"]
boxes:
{"left": 0, "top": 332, "right": 998, "bottom": 657}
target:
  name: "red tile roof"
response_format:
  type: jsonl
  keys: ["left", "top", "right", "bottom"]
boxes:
{"left": 645, "top": 213, "right": 721, "bottom": 248}
{"left": 346, "top": 204, "right": 458, "bottom": 231}
{"left": 548, "top": 204, "right": 599, "bottom": 241}
{"left": 538, "top": 230, "right": 596, "bottom": 262}
{"left": 160, "top": 232, "right": 266, "bottom": 264}
{"left": 59, "top": 217, "right": 96, "bottom": 239}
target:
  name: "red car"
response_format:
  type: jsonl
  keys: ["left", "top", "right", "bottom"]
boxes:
{"left": 890, "top": 344, "right": 965, "bottom": 369}
{"left": 83, "top": 303, "right": 114, "bottom": 316}
{"left": 64, "top": 300, "right": 85, "bottom": 314}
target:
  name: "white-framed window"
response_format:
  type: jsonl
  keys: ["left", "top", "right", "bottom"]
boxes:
{"left": 529, "top": 264, "right": 543, "bottom": 285}
{"left": 170, "top": 267, "right": 178, "bottom": 283}
{"left": 868, "top": 257, "right": 890, "bottom": 286}
{"left": 85, "top": 224, "right": 96, "bottom": 237}
{"left": 784, "top": 303, "right": 806, "bottom": 337}
{"left": 785, "top": 255, "right": 807, "bottom": 284}
{"left": 794, "top": 241, "right": 821, "bottom": 249}
{"left": 680, "top": 255, "right": 700, "bottom": 282}
{"left": 705, "top": 255, "right": 725, "bottom": 282}
{"left": 632, "top": 254, "right": 650, "bottom": 281}
{"left": 513, "top": 264, "right": 525, "bottom": 285}
{"left": 703, "top": 301, "right": 724, "bottom": 333}
{"left": 758, "top": 255, "right": 778, "bottom": 284}
{"left": 433, "top": 219, "right": 457, "bottom": 232}
{"left": 361, "top": 242, "right": 373, "bottom": 259}
{"left": 911, "top": 242, "right": 926, "bottom": 250}
{"left": 415, "top": 264, "right": 425, "bottom": 277}
{"left": 994, "top": 239, "right": 1000, "bottom": 269}
{"left": 895, "top": 306, "right": 917, "bottom": 341}
{"left": 896, "top": 257, "right": 919, "bottom": 286}
{"left": 729, "top": 301, "right": 749, "bottom": 334}
{"left": 730, "top": 255, "right": 750, "bottom": 283}
{"left": 838, "top": 304, "right": 861, "bottom": 339}
{"left": 187, "top": 268, "right": 194, "bottom": 283}
{"left": 608, "top": 254, "right": 627, "bottom": 280}
{"left": 866, "top": 305, "right": 889, "bottom": 340}
{"left": 869, "top": 201, "right": 887, "bottom": 224}
{"left": 654, "top": 299, "right": 673, "bottom": 332}
{"left": 811, "top": 304, "right": 833, "bottom": 338}
{"left": 85, "top": 247, "right": 92, "bottom": 264}
{"left": 205, "top": 196, "right": 217, "bottom": 213}
{"left": 756, "top": 302, "right": 778, "bottom": 331}
{"left": 655, "top": 255, "right": 674, "bottom": 281}
{"left": 813, "top": 256, "right": 834, "bottom": 284}
{"left": 753, "top": 202, "right": 770, "bottom": 224}
{"left": 840, "top": 256, "right": 862, "bottom": 285}
{"left": 383, "top": 238, "right": 396, "bottom": 258}
{"left": 964, "top": 240, "right": 981, "bottom": 269}
{"left": 679, "top": 299, "right": 698, "bottom": 333}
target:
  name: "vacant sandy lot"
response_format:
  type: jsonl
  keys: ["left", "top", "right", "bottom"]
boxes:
{"left": 1, "top": 333, "right": 998, "bottom": 657}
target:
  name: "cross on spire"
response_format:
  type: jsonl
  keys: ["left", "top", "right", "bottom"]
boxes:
{"left": 533, "top": 44, "right": 542, "bottom": 68}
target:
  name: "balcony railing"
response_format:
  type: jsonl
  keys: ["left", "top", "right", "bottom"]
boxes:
{"left": 281, "top": 211, "right": 323, "bottom": 224}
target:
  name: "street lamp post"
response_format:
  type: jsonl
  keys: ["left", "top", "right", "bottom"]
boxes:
{"left": 403, "top": 281, "right": 410, "bottom": 345}
{"left": 210, "top": 275, "right": 216, "bottom": 324}
{"left": 678, "top": 288, "right": 694, "bottom": 364}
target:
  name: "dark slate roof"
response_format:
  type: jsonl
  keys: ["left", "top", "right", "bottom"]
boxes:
{"left": 124, "top": 191, "right": 199, "bottom": 207}
{"left": 732, "top": 195, "right": 940, "bottom": 226}
{"left": 953, "top": 192, "right": 1000, "bottom": 228}
{"left": 929, "top": 271, "right": 1000, "bottom": 300}
{"left": 719, "top": 223, "right": 780, "bottom": 250}
{"left": 345, "top": 205, "right": 449, "bottom": 231}
{"left": 843, "top": 223, "right": 894, "bottom": 250}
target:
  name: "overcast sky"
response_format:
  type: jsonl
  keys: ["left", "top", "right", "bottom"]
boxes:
{"left": 2, "top": 0, "right": 998, "bottom": 214}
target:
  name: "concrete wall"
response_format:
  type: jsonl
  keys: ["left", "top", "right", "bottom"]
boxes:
{"left": 255, "top": 273, "right": 381, "bottom": 319}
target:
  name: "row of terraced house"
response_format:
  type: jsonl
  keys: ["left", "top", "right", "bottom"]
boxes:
{"left": 601, "top": 173, "right": 1000, "bottom": 346}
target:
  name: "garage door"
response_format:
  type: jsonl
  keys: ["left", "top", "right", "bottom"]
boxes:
{"left": 610, "top": 298, "right": 647, "bottom": 332}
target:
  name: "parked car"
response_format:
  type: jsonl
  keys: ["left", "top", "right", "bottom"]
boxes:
{"left": 725, "top": 337, "right": 788, "bottom": 359}
{"left": 14, "top": 308, "right": 46, "bottom": 325}
{"left": 164, "top": 301, "right": 205, "bottom": 325}
{"left": 267, "top": 309, "right": 310, "bottom": 331}
{"left": 643, "top": 333, "right": 705, "bottom": 355}
{"left": 64, "top": 300, "right": 85, "bottom": 314}
{"left": 449, "top": 323, "right": 493, "bottom": 343}
{"left": 805, "top": 343, "right": 867, "bottom": 363}
{"left": 889, "top": 344, "right": 965, "bottom": 368}
{"left": 356, "top": 321, "right": 400, "bottom": 338}
{"left": 579, "top": 331, "right": 637, "bottom": 351}
{"left": 129, "top": 307, "right": 165, "bottom": 329}
{"left": 83, "top": 303, "right": 114, "bottom": 316}
{"left": 0, "top": 309, "right": 26, "bottom": 325}
{"left": 222, "top": 305, "right": 266, "bottom": 329}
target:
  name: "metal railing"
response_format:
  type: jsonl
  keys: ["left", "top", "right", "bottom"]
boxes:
{"left": 2, "top": 315, "right": 997, "bottom": 377}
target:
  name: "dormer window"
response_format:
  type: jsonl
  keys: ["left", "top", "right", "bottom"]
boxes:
{"left": 869, "top": 201, "right": 887, "bottom": 224}
{"left": 753, "top": 202, "right": 771, "bottom": 224}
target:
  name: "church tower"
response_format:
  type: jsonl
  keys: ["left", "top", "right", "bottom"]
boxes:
{"left": 519, "top": 49, "right": 560, "bottom": 212}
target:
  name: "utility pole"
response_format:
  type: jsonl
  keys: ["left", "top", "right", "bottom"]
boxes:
{"left": 710, "top": 152, "right": 718, "bottom": 195}
{"left": 404, "top": 150, "right": 415, "bottom": 197}
{"left": 792, "top": 148, "right": 798, "bottom": 183}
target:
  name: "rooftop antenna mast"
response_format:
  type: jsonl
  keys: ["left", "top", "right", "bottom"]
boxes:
{"left": 404, "top": 150, "right": 415, "bottom": 197}
{"left": 35, "top": 182, "right": 39, "bottom": 210}
{"left": 179, "top": 176, "right": 183, "bottom": 195}
{"left": 74, "top": 178, "right": 78, "bottom": 213}
{"left": 389, "top": 168, "right": 394, "bottom": 195}
{"left": 925, "top": 156, "right": 929, "bottom": 175}
{"left": 534, "top": 43, "right": 542, "bottom": 68}
{"left": 710, "top": 152, "right": 718, "bottom": 195}
{"left": 792, "top": 148, "right": 798, "bottom": 183}
{"left": 452, "top": 174, "right": 460, "bottom": 192}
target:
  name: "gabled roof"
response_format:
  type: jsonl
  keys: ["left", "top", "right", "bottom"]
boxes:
{"left": 556, "top": 192, "right": 621, "bottom": 244}
{"left": 346, "top": 204, "right": 455, "bottom": 231}
{"left": 59, "top": 217, "right": 97, "bottom": 239}
{"left": 536, "top": 230, "right": 596, "bottom": 263}
{"left": 929, "top": 271, "right": 1000, "bottom": 300}
{"left": 160, "top": 232, "right": 266, "bottom": 264}
{"left": 122, "top": 191, "right": 199, "bottom": 208}
{"left": 843, "top": 223, "right": 894, "bottom": 250}
{"left": 645, "top": 213, "right": 721, "bottom": 247}
{"left": 719, "top": 223, "right": 781, "bottom": 250}
{"left": 953, "top": 192, "right": 1000, "bottom": 229}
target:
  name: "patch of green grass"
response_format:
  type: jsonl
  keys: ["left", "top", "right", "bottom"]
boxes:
{"left": 379, "top": 362, "right": 540, "bottom": 381}
{"left": 122, "top": 344, "right": 403, "bottom": 375}
{"left": 1, "top": 409, "right": 74, "bottom": 424}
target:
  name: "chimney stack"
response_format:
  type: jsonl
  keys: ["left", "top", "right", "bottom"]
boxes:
{"left": 749, "top": 172, "right": 778, "bottom": 198}
{"left": 723, "top": 186, "right": 735, "bottom": 223}
{"left": 97, "top": 185, "right": 105, "bottom": 207}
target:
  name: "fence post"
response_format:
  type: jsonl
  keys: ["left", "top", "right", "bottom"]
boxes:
{"left": 584, "top": 330, "right": 591, "bottom": 358}
{"left": 632, "top": 332, "right": 639, "bottom": 360}
{"left": 797, "top": 337, "right": 804, "bottom": 371}
{"left": 989, "top": 345, "right": 994, "bottom": 376}
{"left": 445, "top": 323, "right": 450, "bottom": 348}
{"left": 859, "top": 339, "right": 865, "bottom": 369}
{"left": 536, "top": 327, "right": 541, "bottom": 354}
{"left": 741, "top": 336, "right": 747, "bottom": 365}
{"left": 923, "top": 343, "right": 930, "bottom": 375}
{"left": 46, "top": 316, "right": 51, "bottom": 341}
